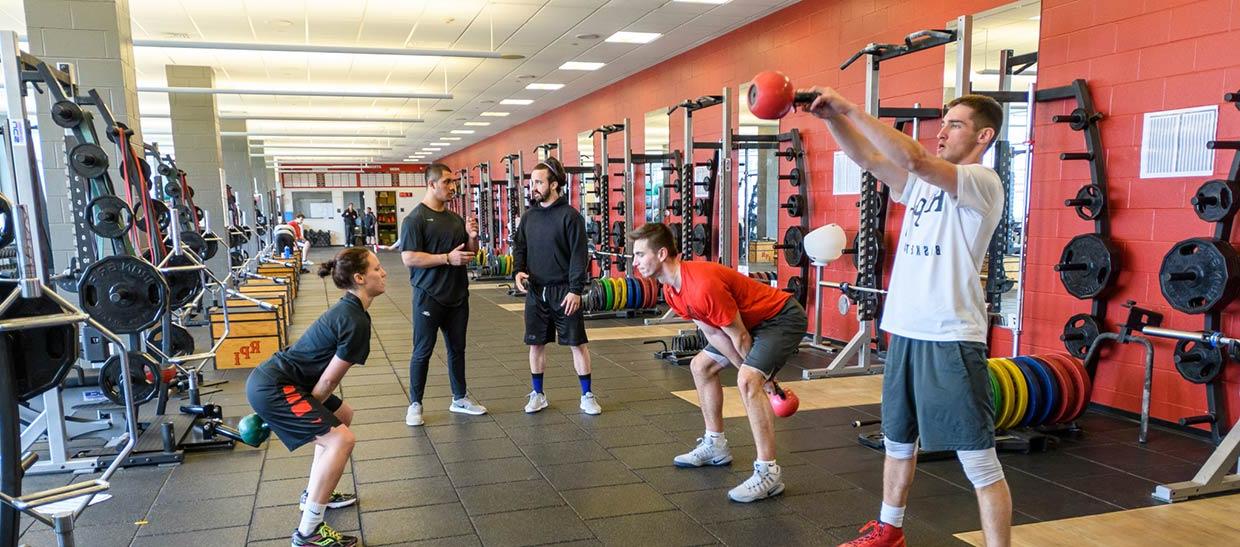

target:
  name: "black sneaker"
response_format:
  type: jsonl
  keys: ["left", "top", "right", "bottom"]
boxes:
{"left": 299, "top": 490, "right": 358, "bottom": 510}
{"left": 291, "top": 522, "right": 358, "bottom": 546}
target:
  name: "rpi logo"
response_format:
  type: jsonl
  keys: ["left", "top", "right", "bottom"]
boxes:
{"left": 233, "top": 340, "right": 264, "bottom": 366}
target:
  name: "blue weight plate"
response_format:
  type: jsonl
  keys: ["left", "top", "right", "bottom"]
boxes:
{"left": 1016, "top": 355, "right": 1057, "bottom": 427}
{"left": 1010, "top": 358, "right": 1042, "bottom": 429}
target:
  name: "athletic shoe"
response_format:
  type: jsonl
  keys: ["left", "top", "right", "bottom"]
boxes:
{"left": 524, "top": 391, "right": 549, "bottom": 413}
{"left": 449, "top": 394, "right": 488, "bottom": 415}
{"left": 299, "top": 490, "right": 357, "bottom": 511}
{"left": 291, "top": 521, "right": 358, "bottom": 547}
{"left": 727, "top": 461, "right": 784, "bottom": 502}
{"left": 579, "top": 392, "right": 602, "bottom": 415}
{"left": 838, "top": 520, "right": 906, "bottom": 547}
{"left": 405, "top": 402, "right": 424, "bottom": 426}
{"left": 673, "top": 436, "right": 732, "bottom": 468}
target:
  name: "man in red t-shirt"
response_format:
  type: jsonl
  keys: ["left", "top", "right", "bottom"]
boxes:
{"left": 628, "top": 222, "right": 808, "bottom": 503}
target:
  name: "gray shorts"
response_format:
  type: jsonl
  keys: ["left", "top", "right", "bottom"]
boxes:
{"left": 702, "top": 298, "right": 807, "bottom": 379}
{"left": 881, "top": 334, "right": 996, "bottom": 451}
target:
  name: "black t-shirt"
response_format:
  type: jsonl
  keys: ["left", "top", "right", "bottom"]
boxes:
{"left": 261, "top": 292, "right": 370, "bottom": 389}
{"left": 400, "top": 203, "right": 469, "bottom": 306}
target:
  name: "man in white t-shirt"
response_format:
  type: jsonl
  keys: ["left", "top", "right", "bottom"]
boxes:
{"left": 803, "top": 90, "right": 1011, "bottom": 547}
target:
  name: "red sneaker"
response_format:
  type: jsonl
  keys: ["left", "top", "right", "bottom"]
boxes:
{"left": 838, "top": 520, "right": 906, "bottom": 547}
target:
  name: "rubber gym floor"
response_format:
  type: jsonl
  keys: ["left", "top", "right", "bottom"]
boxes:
{"left": 17, "top": 250, "right": 1221, "bottom": 546}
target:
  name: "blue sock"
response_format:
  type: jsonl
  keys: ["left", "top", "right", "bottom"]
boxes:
{"left": 578, "top": 374, "right": 592, "bottom": 395}
{"left": 531, "top": 373, "right": 544, "bottom": 394}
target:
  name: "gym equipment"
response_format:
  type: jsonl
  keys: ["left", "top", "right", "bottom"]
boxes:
{"left": 146, "top": 324, "right": 194, "bottom": 357}
{"left": 1158, "top": 237, "right": 1240, "bottom": 314}
{"left": 803, "top": 223, "right": 847, "bottom": 265}
{"left": 0, "top": 282, "right": 80, "bottom": 401}
{"left": 85, "top": 195, "right": 133, "bottom": 239}
{"left": 200, "top": 413, "right": 270, "bottom": 448}
{"left": 1064, "top": 184, "right": 1105, "bottom": 220}
{"left": 1191, "top": 179, "right": 1239, "bottom": 222}
{"left": 98, "top": 351, "right": 160, "bottom": 406}
{"left": 776, "top": 226, "right": 806, "bottom": 267}
{"left": 77, "top": 255, "right": 169, "bottom": 334}
{"left": 1054, "top": 233, "right": 1119, "bottom": 299}
{"left": 768, "top": 382, "right": 799, "bottom": 418}
{"left": 1060, "top": 313, "right": 1101, "bottom": 360}
{"left": 746, "top": 70, "right": 817, "bottom": 120}
{"left": 1010, "top": 358, "right": 1042, "bottom": 428}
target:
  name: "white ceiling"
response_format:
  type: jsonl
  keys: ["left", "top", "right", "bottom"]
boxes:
{"left": 0, "top": 0, "right": 798, "bottom": 165}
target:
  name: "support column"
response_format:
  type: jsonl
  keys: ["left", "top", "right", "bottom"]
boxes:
{"left": 23, "top": 0, "right": 144, "bottom": 268}
{"left": 220, "top": 119, "right": 259, "bottom": 256}
{"left": 166, "top": 65, "right": 229, "bottom": 277}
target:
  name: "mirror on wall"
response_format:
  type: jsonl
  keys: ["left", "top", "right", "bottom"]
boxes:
{"left": 943, "top": 0, "right": 1040, "bottom": 334}
{"left": 736, "top": 82, "right": 782, "bottom": 276}
{"left": 644, "top": 108, "right": 670, "bottom": 223}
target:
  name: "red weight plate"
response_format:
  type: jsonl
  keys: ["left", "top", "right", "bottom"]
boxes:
{"left": 1032, "top": 355, "right": 1073, "bottom": 425}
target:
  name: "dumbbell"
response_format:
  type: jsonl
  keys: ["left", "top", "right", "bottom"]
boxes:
{"left": 747, "top": 70, "right": 820, "bottom": 120}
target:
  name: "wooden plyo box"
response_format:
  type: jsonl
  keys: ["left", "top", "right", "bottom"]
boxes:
{"left": 210, "top": 303, "right": 286, "bottom": 370}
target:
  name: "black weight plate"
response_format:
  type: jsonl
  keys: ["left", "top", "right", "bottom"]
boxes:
{"left": 784, "top": 276, "right": 805, "bottom": 303}
{"left": 164, "top": 254, "right": 204, "bottom": 308}
{"left": 1060, "top": 313, "right": 1101, "bottom": 360}
{"left": 1159, "top": 238, "right": 1240, "bottom": 314}
{"left": 78, "top": 255, "right": 168, "bottom": 334}
{"left": 782, "top": 225, "right": 806, "bottom": 267}
{"left": 1055, "top": 233, "right": 1119, "bottom": 300}
{"left": 68, "top": 143, "right": 108, "bottom": 179}
{"left": 163, "top": 181, "right": 182, "bottom": 198}
{"left": 147, "top": 324, "right": 195, "bottom": 357}
{"left": 86, "top": 195, "right": 133, "bottom": 239}
{"left": 50, "top": 100, "right": 83, "bottom": 128}
{"left": 157, "top": 163, "right": 176, "bottom": 178}
{"left": 691, "top": 224, "right": 708, "bottom": 257}
{"left": 1191, "top": 179, "right": 1240, "bottom": 223}
{"left": 783, "top": 194, "right": 805, "bottom": 217}
{"left": 0, "top": 193, "right": 16, "bottom": 249}
{"left": 0, "top": 281, "right": 79, "bottom": 402}
{"left": 785, "top": 167, "right": 801, "bottom": 187}
{"left": 167, "top": 231, "right": 209, "bottom": 259}
{"left": 98, "top": 351, "right": 160, "bottom": 406}
{"left": 1173, "top": 339, "right": 1224, "bottom": 384}
{"left": 1066, "top": 184, "right": 1105, "bottom": 221}
{"left": 133, "top": 200, "right": 171, "bottom": 234}
{"left": 201, "top": 231, "right": 221, "bottom": 260}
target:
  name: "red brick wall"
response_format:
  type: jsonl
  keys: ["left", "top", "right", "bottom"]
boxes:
{"left": 441, "top": 0, "right": 1240, "bottom": 425}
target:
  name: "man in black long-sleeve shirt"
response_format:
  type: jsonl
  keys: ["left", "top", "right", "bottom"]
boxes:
{"left": 513, "top": 157, "right": 601, "bottom": 415}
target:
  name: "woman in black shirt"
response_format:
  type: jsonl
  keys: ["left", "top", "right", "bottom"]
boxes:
{"left": 246, "top": 247, "right": 386, "bottom": 547}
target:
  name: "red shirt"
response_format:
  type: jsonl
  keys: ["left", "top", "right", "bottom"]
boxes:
{"left": 662, "top": 261, "right": 791, "bottom": 330}
{"left": 289, "top": 220, "right": 304, "bottom": 239}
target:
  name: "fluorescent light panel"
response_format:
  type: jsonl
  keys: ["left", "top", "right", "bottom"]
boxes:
{"left": 500, "top": 99, "right": 534, "bottom": 105}
{"left": 606, "top": 31, "right": 662, "bottom": 44}
{"left": 673, "top": 0, "right": 731, "bottom": 4}
{"left": 441, "top": 137, "right": 462, "bottom": 141}
{"left": 139, "top": 86, "right": 451, "bottom": 100}
{"left": 463, "top": 122, "right": 490, "bottom": 126}
{"left": 480, "top": 112, "right": 510, "bottom": 117}
{"left": 559, "top": 61, "right": 605, "bottom": 71}
{"left": 450, "top": 130, "right": 476, "bottom": 134}
{"left": 525, "top": 83, "right": 564, "bottom": 90}
{"left": 429, "top": 142, "right": 451, "bottom": 146}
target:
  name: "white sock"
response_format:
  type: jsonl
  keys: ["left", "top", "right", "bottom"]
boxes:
{"left": 298, "top": 501, "right": 326, "bottom": 536}
{"left": 705, "top": 430, "right": 724, "bottom": 440}
{"left": 879, "top": 502, "right": 905, "bottom": 528}
{"left": 756, "top": 459, "right": 779, "bottom": 473}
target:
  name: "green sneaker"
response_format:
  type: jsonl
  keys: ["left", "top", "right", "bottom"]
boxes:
{"left": 299, "top": 490, "right": 357, "bottom": 510}
{"left": 291, "top": 521, "right": 357, "bottom": 546}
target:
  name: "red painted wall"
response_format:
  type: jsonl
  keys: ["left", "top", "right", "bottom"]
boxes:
{"left": 440, "top": 0, "right": 1240, "bottom": 426}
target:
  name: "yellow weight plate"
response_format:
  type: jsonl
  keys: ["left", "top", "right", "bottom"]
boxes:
{"left": 988, "top": 359, "right": 1014, "bottom": 428}
{"left": 615, "top": 277, "right": 626, "bottom": 310}
{"left": 998, "top": 359, "right": 1027, "bottom": 430}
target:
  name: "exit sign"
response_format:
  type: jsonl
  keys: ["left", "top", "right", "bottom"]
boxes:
{"left": 399, "top": 192, "right": 414, "bottom": 197}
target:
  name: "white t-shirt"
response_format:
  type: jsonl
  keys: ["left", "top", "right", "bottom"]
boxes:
{"left": 879, "top": 164, "right": 1004, "bottom": 343}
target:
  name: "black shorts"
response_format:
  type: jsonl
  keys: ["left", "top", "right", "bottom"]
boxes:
{"left": 880, "top": 335, "right": 995, "bottom": 451}
{"left": 524, "top": 283, "right": 588, "bottom": 347}
{"left": 702, "top": 298, "right": 807, "bottom": 379}
{"left": 246, "top": 367, "right": 343, "bottom": 451}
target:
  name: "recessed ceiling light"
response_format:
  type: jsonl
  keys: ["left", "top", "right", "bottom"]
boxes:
{"left": 517, "top": 74, "right": 538, "bottom": 79}
{"left": 672, "top": 0, "right": 731, "bottom": 4}
{"left": 480, "top": 112, "right": 510, "bottom": 117}
{"left": 450, "top": 130, "right": 476, "bottom": 134}
{"left": 479, "top": 100, "right": 495, "bottom": 104}
{"left": 421, "top": 147, "right": 441, "bottom": 151}
{"left": 575, "top": 33, "right": 600, "bottom": 40}
{"left": 442, "top": 137, "right": 462, "bottom": 141}
{"left": 525, "top": 83, "right": 564, "bottom": 90}
{"left": 606, "top": 31, "right": 662, "bottom": 44}
{"left": 435, "top": 108, "right": 453, "bottom": 112}
{"left": 430, "top": 142, "right": 451, "bottom": 146}
{"left": 501, "top": 98, "right": 534, "bottom": 106}
{"left": 559, "top": 61, "right": 605, "bottom": 71}
{"left": 463, "top": 121, "right": 491, "bottom": 126}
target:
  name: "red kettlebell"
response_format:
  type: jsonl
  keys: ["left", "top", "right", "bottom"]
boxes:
{"left": 747, "top": 70, "right": 821, "bottom": 120}
{"left": 768, "top": 381, "right": 799, "bottom": 418}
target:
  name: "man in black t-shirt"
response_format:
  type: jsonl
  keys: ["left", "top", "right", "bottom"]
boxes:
{"left": 400, "top": 163, "right": 488, "bottom": 426}
{"left": 341, "top": 203, "right": 359, "bottom": 247}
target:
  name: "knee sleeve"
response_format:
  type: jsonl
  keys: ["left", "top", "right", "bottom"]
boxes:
{"left": 883, "top": 437, "right": 917, "bottom": 460}
{"left": 958, "top": 448, "right": 1004, "bottom": 488}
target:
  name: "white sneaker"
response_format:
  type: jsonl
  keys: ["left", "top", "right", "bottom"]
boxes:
{"left": 405, "top": 402, "right": 424, "bottom": 426}
{"left": 524, "top": 391, "right": 549, "bottom": 414}
{"left": 673, "top": 436, "right": 732, "bottom": 468}
{"left": 449, "top": 394, "right": 488, "bottom": 415}
{"left": 579, "top": 392, "right": 602, "bottom": 415}
{"left": 727, "top": 461, "right": 784, "bottom": 503}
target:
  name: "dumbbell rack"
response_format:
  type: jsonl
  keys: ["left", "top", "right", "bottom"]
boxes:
{"left": 591, "top": 123, "right": 628, "bottom": 276}
{"left": 1154, "top": 90, "right": 1240, "bottom": 444}
{"left": 1037, "top": 80, "right": 1117, "bottom": 361}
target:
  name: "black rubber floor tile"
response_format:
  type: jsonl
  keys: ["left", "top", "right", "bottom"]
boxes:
{"left": 342, "top": 382, "right": 408, "bottom": 397}
{"left": 359, "top": 503, "right": 475, "bottom": 545}
{"left": 795, "top": 406, "right": 880, "bottom": 427}
{"left": 836, "top": 467, "right": 968, "bottom": 500}
{"left": 425, "top": 421, "right": 508, "bottom": 443}
{"left": 158, "top": 468, "right": 261, "bottom": 503}
{"left": 350, "top": 420, "right": 428, "bottom": 440}
{"left": 356, "top": 476, "right": 459, "bottom": 512}
{"left": 774, "top": 426, "right": 863, "bottom": 452}
{"left": 504, "top": 422, "right": 593, "bottom": 446}
{"left": 998, "top": 451, "right": 1116, "bottom": 482}
{"left": 353, "top": 436, "right": 437, "bottom": 460}
{"left": 602, "top": 387, "right": 676, "bottom": 404}
{"left": 256, "top": 474, "right": 352, "bottom": 507}
{"left": 74, "top": 467, "right": 172, "bottom": 528}
{"left": 491, "top": 408, "right": 572, "bottom": 428}
{"left": 444, "top": 455, "right": 541, "bottom": 487}
{"left": 543, "top": 460, "right": 643, "bottom": 490}
{"left": 352, "top": 406, "right": 413, "bottom": 426}
{"left": 769, "top": 464, "right": 859, "bottom": 496}
{"left": 650, "top": 411, "right": 711, "bottom": 433}
{"left": 567, "top": 408, "right": 653, "bottom": 429}
{"left": 137, "top": 494, "right": 256, "bottom": 536}
{"left": 708, "top": 513, "right": 827, "bottom": 546}
{"left": 609, "top": 442, "right": 686, "bottom": 470}
{"left": 18, "top": 523, "right": 138, "bottom": 547}
{"left": 469, "top": 384, "right": 533, "bottom": 400}
{"left": 636, "top": 465, "right": 741, "bottom": 494}
{"left": 353, "top": 454, "right": 445, "bottom": 483}
{"left": 435, "top": 436, "right": 525, "bottom": 463}
{"left": 176, "top": 446, "right": 266, "bottom": 475}
{"left": 472, "top": 505, "right": 596, "bottom": 547}
{"left": 1003, "top": 469, "right": 1122, "bottom": 521}
{"left": 561, "top": 482, "right": 674, "bottom": 520}
{"left": 1065, "top": 442, "right": 1195, "bottom": 472}
{"left": 590, "top": 424, "right": 675, "bottom": 448}
{"left": 259, "top": 454, "right": 319, "bottom": 481}
{"left": 1126, "top": 460, "right": 1201, "bottom": 484}
{"left": 366, "top": 534, "right": 482, "bottom": 547}
{"left": 586, "top": 510, "right": 718, "bottom": 546}
{"left": 457, "top": 478, "right": 565, "bottom": 515}
{"left": 523, "top": 439, "right": 615, "bottom": 467}
{"left": 797, "top": 445, "right": 887, "bottom": 476}
{"left": 1054, "top": 471, "right": 1161, "bottom": 509}
{"left": 667, "top": 487, "right": 790, "bottom": 524}
{"left": 131, "top": 525, "right": 248, "bottom": 547}
{"left": 249, "top": 504, "right": 359, "bottom": 541}
{"left": 912, "top": 491, "right": 1041, "bottom": 534}
{"left": 782, "top": 488, "right": 884, "bottom": 528}
{"left": 349, "top": 393, "right": 416, "bottom": 410}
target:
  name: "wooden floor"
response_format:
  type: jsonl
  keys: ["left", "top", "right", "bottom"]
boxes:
{"left": 498, "top": 303, "right": 525, "bottom": 312}
{"left": 671, "top": 375, "right": 884, "bottom": 418}
{"left": 955, "top": 491, "right": 1240, "bottom": 546}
